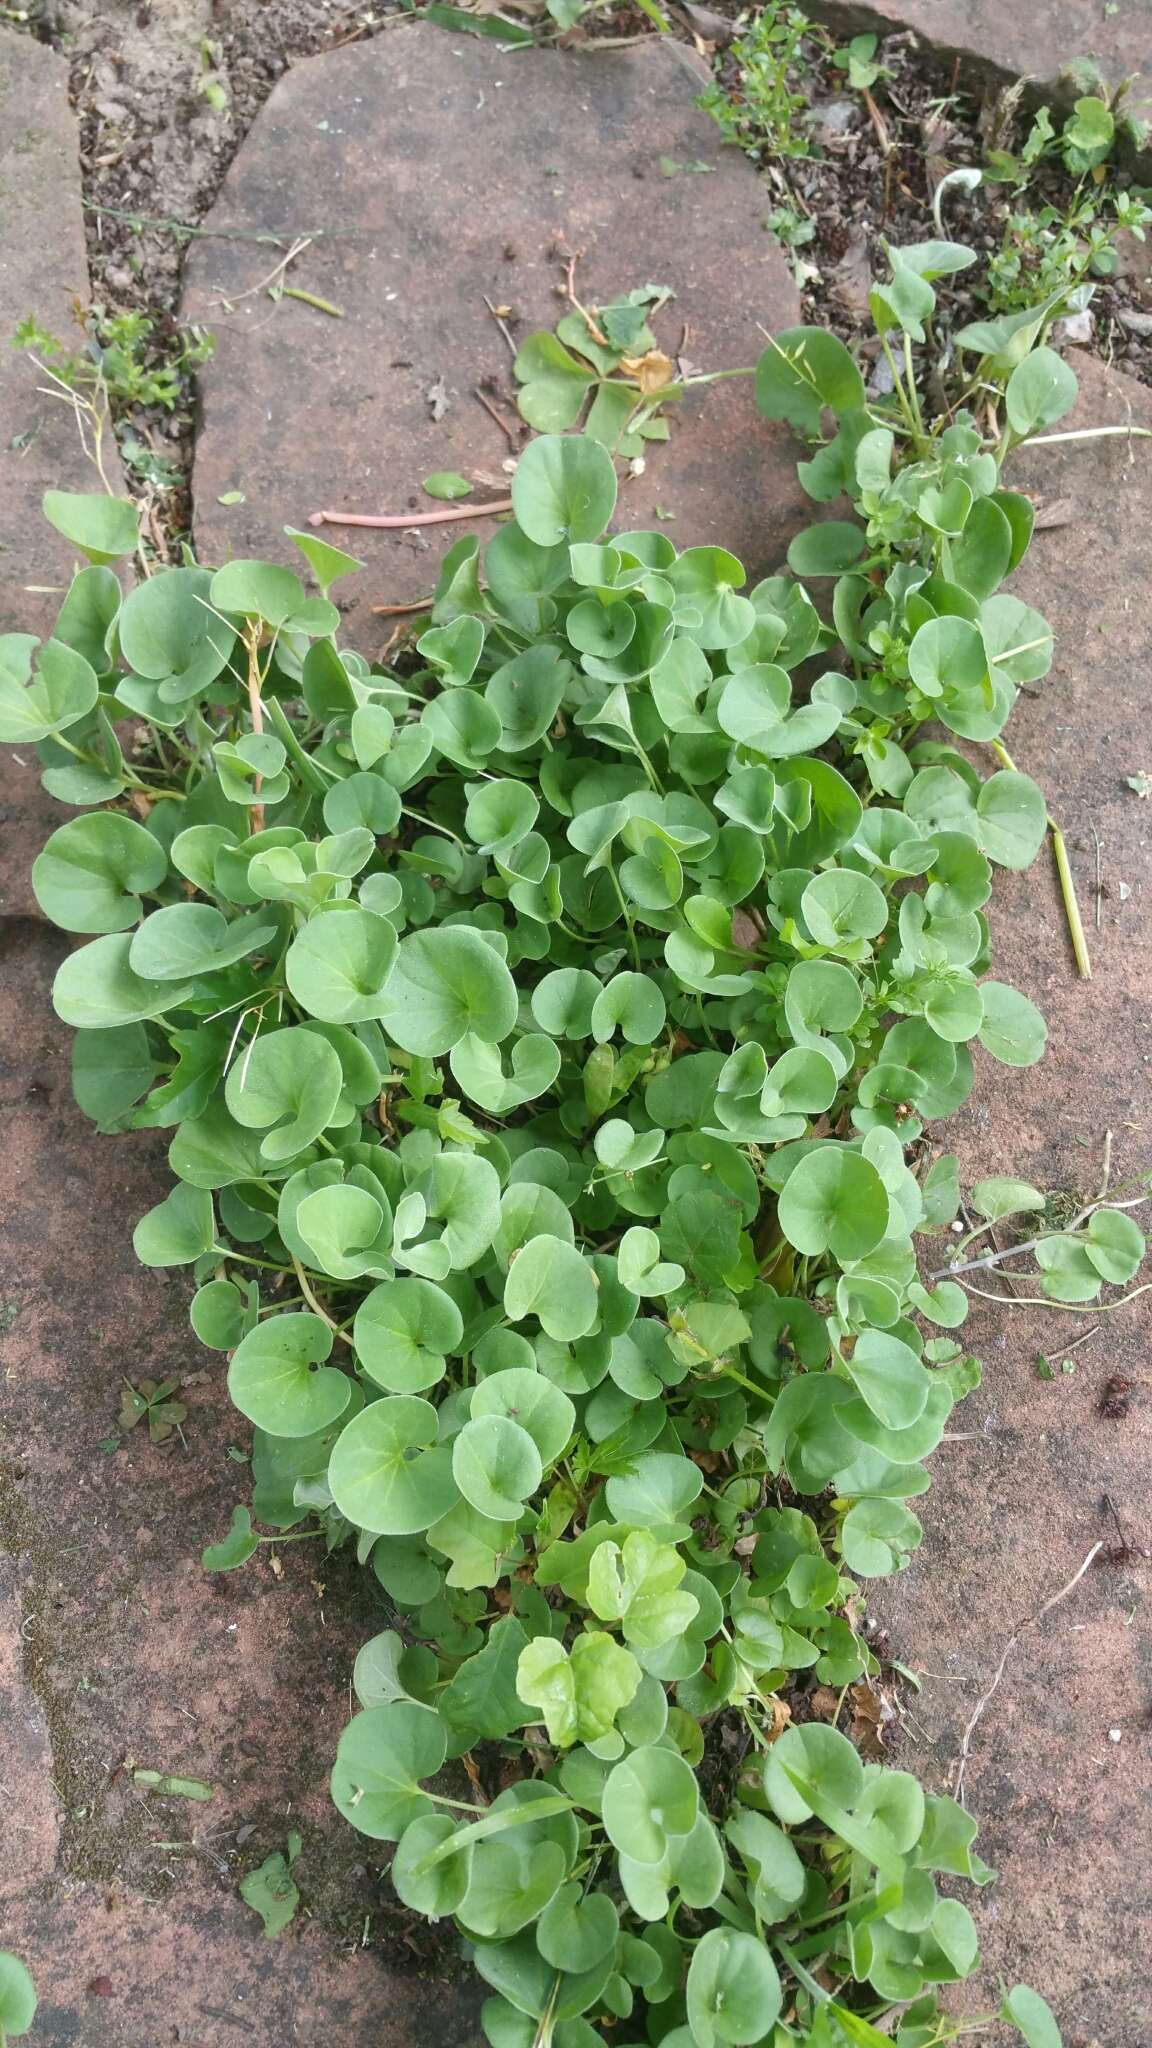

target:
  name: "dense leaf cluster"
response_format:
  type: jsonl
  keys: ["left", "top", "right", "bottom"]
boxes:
{"left": 1, "top": 249, "right": 1079, "bottom": 2048}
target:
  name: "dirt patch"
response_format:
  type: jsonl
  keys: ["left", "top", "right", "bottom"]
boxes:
{"left": 707, "top": 15, "right": 1152, "bottom": 390}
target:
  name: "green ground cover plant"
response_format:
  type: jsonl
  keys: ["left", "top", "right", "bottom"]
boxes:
{"left": 979, "top": 87, "right": 1151, "bottom": 314}
{"left": 8, "top": 240, "right": 1143, "bottom": 2045}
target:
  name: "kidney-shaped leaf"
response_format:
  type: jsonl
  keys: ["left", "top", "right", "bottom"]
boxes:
{"left": 504, "top": 1236, "right": 598, "bottom": 1341}
{"left": 511, "top": 434, "right": 618, "bottom": 547}
{"left": 286, "top": 907, "right": 400, "bottom": 1025}
{"left": 330, "top": 1701, "right": 447, "bottom": 1840}
{"left": 778, "top": 1148, "right": 889, "bottom": 1260}
{"left": 32, "top": 812, "right": 166, "bottom": 934}
{"left": 227, "top": 1311, "right": 351, "bottom": 1437}
{"left": 354, "top": 1277, "right": 463, "bottom": 1393}
{"left": 328, "top": 1395, "right": 458, "bottom": 1534}
{"left": 380, "top": 926, "right": 518, "bottom": 1055}
{"left": 601, "top": 1744, "right": 698, "bottom": 1865}
{"left": 225, "top": 1024, "right": 344, "bottom": 1163}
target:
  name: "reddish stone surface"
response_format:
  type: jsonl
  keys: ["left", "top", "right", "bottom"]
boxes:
{"left": 0, "top": 29, "right": 125, "bottom": 920}
{"left": 882, "top": 355, "right": 1152, "bottom": 2044}
{"left": 807, "top": 0, "right": 1152, "bottom": 126}
{"left": 183, "top": 27, "right": 806, "bottom": 650}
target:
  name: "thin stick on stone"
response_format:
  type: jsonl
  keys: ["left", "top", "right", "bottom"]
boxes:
{"left": 952, "top": 1540, "right": 1103, "bottom": 1803}
{"left": 308, "top": 499, "right": 512, "bottom": 530}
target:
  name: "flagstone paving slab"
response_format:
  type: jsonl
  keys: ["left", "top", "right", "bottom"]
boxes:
{"left": 184, "top": 26, "right": 806, "bottom": 649}
{"left": 807, "top": 0, "right": 1152, "bottom": 126}
{"left": 882, "top": 354, "right": 1152, "bottom": 2045}
{"left": 0, "top": 29, "right": 126, "bottom": 921}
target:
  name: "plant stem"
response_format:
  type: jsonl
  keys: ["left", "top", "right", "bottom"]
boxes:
{"left": 931, "top": 1191, "right": 1148, "bottom": 1281}
{"left": 1050, "top": 818, "right": 1093, "bottom": 979}
{"left": 990, "top": 738, "right": 1091, "bottom": 979}
{"left": 1021, "top": 424, "right": 1152, "bottom": 447}
{"left": 243, "top": 621, "right": 266, "bottom": 834}
{"left": 290, "top": 1254, "right": 346, "bottom": 1337}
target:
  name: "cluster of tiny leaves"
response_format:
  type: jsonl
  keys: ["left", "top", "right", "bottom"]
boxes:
{"left": 0, "top": 243, "right": 1084, "bottom": 2048}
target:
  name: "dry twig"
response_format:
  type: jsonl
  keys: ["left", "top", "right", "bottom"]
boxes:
{"left": 952, "top": 1540, "right": 1103, "bottom": 1802}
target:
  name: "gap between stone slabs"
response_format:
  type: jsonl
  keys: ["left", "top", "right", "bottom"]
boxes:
{"left": 804, "top": 0, "right": 1152, "bottom": 136}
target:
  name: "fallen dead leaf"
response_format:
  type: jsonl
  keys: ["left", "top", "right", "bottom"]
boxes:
{"left": 808, "top": 1685, "right": 841, "bottom": 1723}
{"left": 622, "top": 347, "right": 677, "bottom": 396}
{"left": 850, "top": 1679, "right": 894, "bottom": 1760}
{"left": 764, "top": 1695, "right": 792, "bottom": 1744}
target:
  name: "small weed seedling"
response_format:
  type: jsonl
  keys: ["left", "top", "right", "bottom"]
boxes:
{"left": 240, "top": 1832, "right": 303, "bottom": 1938}
{"left": 980, "top": 90, "right": 1152, "bottom": 313}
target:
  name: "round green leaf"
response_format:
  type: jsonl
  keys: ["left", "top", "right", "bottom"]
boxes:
{"left": 392, "top": 1813, "right": 472, "bottom": 1916}
{"left": 210, "top": 557, "right": 308, "bottom": 626}
{"left": 285, "top": 907, "right": 400, "bottom": 1024}
{"left": 601, "top": 1745, "right": 698, "bottom": 1865}
{"left": 590, "top": 973, "right": 666, "bottom": 1046}
{"left": 686, "top": 1928, "right": 782, "bottom": 2046}
{"left": 453, "top": 1414, "right": 543, "bottom": 1520}
{"left": 322, "top": 770, "right": 403, "bottom": 836}
{"left": 778, "top": 1148, "right": 889, "bottom": 1259}
{"left": 756, "top": 326, "right": 866, "bottom": 434}
{"left": 133, "top": 1182, "right": 215, "bottom": 1267}
{"left": 466, "top": 778, "right": 540, "bottom": 853}
{"left": 296, "top": 1183, "right": 391, "bottom": 1279}
{"left": 504, "top": 1236, "right": 599, "bottom": 1341}
{"left": 32, "top": 812, "right": 166, "bottom": 934}
{"left": 224, "top": 1024, "right": 344, "bottom": 1163}
{"left": 380, "top": 927, "right": 518, "bottom": 1055}
{"left": 786, "top": 521, "right": 866, "bottom": 577}
{"left": 511, "top": 434, "right": 618, "bottom": 547}
{"left": 53, "top": 933, "right": 195, "bottom": 1028}
{"left": 762, "top": 1722, "right": 864, "bottom": 1824}
{"left": 119, "top": 565, "right": 236, "bottom": 696}
{"left": 531, "top": 967, "right": 601, "bottom": 1038}
{"left": 908, "top": 616, "right": 987, "bottom": 699}
{"left": 976, "top": 981, "right": 1047, "bottom": 1066}
{"left": 43, "top": 488, "right": 138, "bottom": 562}
{"left": 227, "top": 1312, "right": 351, "bottom": 1437}
{"left": 976, "top": 771, "right": 1047, "bottom": 869}
{"left": 536, "top": 1884, "right": 620, "bottom": 1973}
{"left": 1002, "top": 1985, "right": 1063, "bottom": 2048}
{"left": 330, "top": 1701, "right": 447, "bottom": 1840}
{"left": 470, "top": 1368, "right": 575, "bottom": 1465}
{"left": 190, "top": 1279, "right": 248, "bottom": 1350}
{"left": 0, "top": 1952, "right": 38, "bottom": 2037}
{"left": 130, "top": 903, "right": 276, "bottom": 981}
{"left": 605, "top": 1452, "right": 703, "bottom": 1531}
{"left": 846, "top": 1330, "right": 930, "bottom": 1430}
{"left": 353, "top": 1278, "right": 463, "bottom": 1393}
{"left": 328, "top": 1395, "right": 458, "bottom": 1534}
{"left": 841, "top": 1496, "right": 923, "bottom": 1576}
{"left": 1005, "top": 346, "right": 1078, "bottom": 438}
{"left": 801, "top": 868, "right": 887, "bottom": 947}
